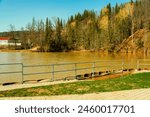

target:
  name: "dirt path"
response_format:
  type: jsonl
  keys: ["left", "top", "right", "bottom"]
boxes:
{"left": 0, "top": 80, "right": 79, "bottom": 91}
{"left": 0, "top": 88, "right": 150, "bottom": 100}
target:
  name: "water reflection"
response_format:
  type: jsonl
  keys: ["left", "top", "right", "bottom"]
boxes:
{"left": 0, "top": 52, "right": 149, "bottom": 64}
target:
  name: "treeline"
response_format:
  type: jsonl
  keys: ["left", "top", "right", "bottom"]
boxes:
{"left": 1, "top": 0, "right": 150, "bottom": 52}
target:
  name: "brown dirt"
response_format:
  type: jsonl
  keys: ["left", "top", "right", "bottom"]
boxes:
{"left": 118, "top": 29, "right": 150, "bottom": 53}
{"left": 92, "top": 72, "right": 131, "bottom": 81}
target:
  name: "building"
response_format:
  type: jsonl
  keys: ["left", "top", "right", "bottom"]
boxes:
{"left": 0, "top": 37, "right": 10, "bottom": 46}
{"left": 0, "top": 37, "right": 22, "bottom": 49}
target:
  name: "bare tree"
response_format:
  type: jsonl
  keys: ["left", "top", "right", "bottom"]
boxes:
{"left": 8, "top": 24, "right": 17, "bottom": 49}
{"left": 9, "top": 24, "right": 15, "bottom": 38}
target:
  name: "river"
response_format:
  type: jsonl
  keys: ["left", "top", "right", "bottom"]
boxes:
{"left": 0, "top": 51, "right": 150, "bottom": 64}
{"left": 0, "top": 52, "right": 150, "bottom": 84}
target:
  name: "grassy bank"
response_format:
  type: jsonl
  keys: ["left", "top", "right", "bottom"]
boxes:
{"left": 0, "top": 72, "right": 150, "bottom": 97}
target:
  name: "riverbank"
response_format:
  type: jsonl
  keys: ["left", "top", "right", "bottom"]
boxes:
{"left": 1, "top": 48, "right": 149, "bottom": 56}
{"left": 0, "top": 49, "right": 150, "bottom": 60}
{"left": 0, "top": 49, "right": 101, "bottom": 53}
{"left": 0, "top": 71, "right": 131, "bottom": 91}
{"left": 0, "top": 49, "right": 31, "bottom": 52}
{"left": 0, "top": 72, "right": 149, "bottom": 99}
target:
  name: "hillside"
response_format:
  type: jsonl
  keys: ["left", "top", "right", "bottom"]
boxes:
{"left": 117, "top": 29, "right": 150, "bottom": 54}
{"left": 99, "top": 3, "right": 133, "bottom": 30}
{"left": 1, "top": 0, "right": 150, "bottom": 53}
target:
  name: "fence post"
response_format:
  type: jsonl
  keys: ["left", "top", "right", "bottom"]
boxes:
{"left": 122, "top": 60, "right": 124, "bottom": 73}
{"left": 137, "top": 60, "right": 139, "bottom": 70}
{"left": 92, "top": 62, "right": 95, "bottom": 73}
{"left": 52, "top": 64, "right": 54, "bottom": 81}
{"left": 122, "top": 60, "right": 124, "bottom": 77}
{"left": 107, "top": 62, "right": 110, "bottom": 79}
{"left": 107, "top": 61, "right": 109, "bottom": 73}
{"left": 21, "top": 63, "right": 24, "bottom": 84}
{"left": 74, "top": 63, "right": 77, "bottom": 77}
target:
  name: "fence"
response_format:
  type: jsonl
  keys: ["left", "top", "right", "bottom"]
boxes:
{"left": 137, "top": 59, "right": 150, "bottom": 70}
{"left": 0, "top": 63, "right": 23, "bottom": 84}
{"left": 0, "top": 59, "right": 149, "bottom": 85}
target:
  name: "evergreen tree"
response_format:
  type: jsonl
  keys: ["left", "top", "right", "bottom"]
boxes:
{"left": 53, "top": 18, "right": 64, "bottom": 51}
{"left": 130, "top": 0, "right": 133, "bottom": 4}
{"left": 115, "top": 3, "right": 119, "bottom": 14}
{"left": 37, "top": 19, "right": 45, "bottom": 49}
{"left": 44, "top": 17, "right": 53, "bottom": 51}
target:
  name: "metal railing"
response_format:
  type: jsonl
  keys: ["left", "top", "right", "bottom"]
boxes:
{"left": 0, "top": 59, "right": 149, "bottom": 85}
{"left": 0, "top": 63, "right": 23, "bottom": 84}
{"left": 137, "top": 59, "right": 150, "bottom": 70}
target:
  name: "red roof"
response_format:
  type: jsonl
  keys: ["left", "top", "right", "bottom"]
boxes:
{"left": 0, "top": 37, "right": 10, "bottom": 40}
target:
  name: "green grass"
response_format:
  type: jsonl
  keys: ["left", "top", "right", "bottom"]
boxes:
{"left": 0, "top": 72, "right": 150, "bottom": 97}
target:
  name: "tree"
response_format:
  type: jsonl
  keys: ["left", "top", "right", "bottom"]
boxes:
{"left": 31, "top": 17, "right": 37, "bottom": 46}
{"left": 107, "top": 3, "right": 114, "bottom": 51}
{"left": 52, "top": 18, "right": 64, "bottom": 51}
{"left": 130, "top": 0, "right": 133, "bottom": 4}
{"left": 66, "top": 23, "right": 74, "bottom": 50}
{"left": 8, "top": 24, "right": 17, "bottom": 49}
{"left": 25, "top": 17, "right": 37, "bottom": 48}
{"left": 20, "top": 27, "right": 28, "bottom": 49}
{"left": 115, "top": 3, "right": 120, "bottom": 14}
{"left": 9, "top": 24, "right": 15, "bottom": 39}
{"left": 36, "top": 19, "right": 45, "bottom": 50}
{"left": 44, "top": 18, "right": 53, "bottom": 51}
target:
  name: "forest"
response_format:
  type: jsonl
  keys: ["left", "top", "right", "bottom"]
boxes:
{"left": 0, "top": 0, "right": 150, "bottom": 52}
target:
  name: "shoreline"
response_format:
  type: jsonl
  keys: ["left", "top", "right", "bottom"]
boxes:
{"left": 0, "top": 48, "right": 149, "bottom": 54}
{"left": 0, "top": 49, "right": 104, "bottom": 53}
{"left": 0, "top": 71, "right": 150, "bottom": 100}
{"left": 0, "top": 49, "right": 31, "bottom": 52}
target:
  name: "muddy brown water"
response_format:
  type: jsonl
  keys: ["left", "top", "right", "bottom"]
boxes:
{"left": 0, "top": 52, "right": 150, "bottom": 84}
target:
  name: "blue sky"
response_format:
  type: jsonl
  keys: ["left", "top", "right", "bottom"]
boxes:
{"left": 0, "top": 0, "right": 131, "bottom": 32}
